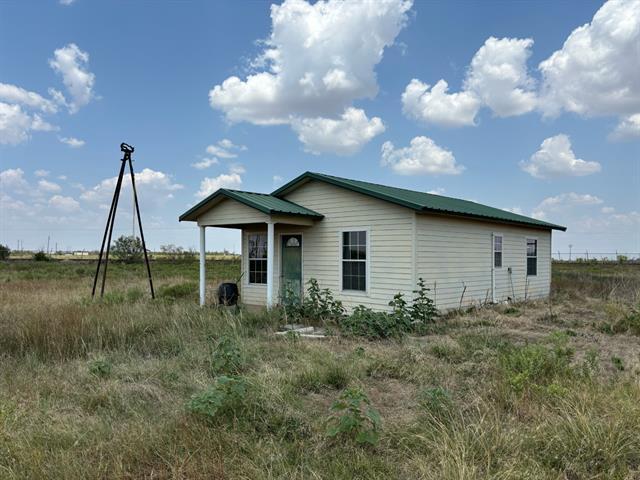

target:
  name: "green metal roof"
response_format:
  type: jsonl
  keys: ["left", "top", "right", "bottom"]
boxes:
{"left": 272, "top": 172, "right": 566, "bottom": 231}
{"left": 179, "top": 188, "right": 324, "bottom": 222}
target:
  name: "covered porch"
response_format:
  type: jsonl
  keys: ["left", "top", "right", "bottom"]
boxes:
{"left": 179, "top": 189, "right": 323, "bottom": 307}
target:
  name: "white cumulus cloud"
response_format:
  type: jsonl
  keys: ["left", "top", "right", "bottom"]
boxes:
{"left": 191, "top": 157, "right": 219, "bottom": 170}
{"left": 402, "top": 36, "right": 536, "bottom": 127}
{"left": 609, "top": 113, "right": 640, "bottom": 141}
{"left": 49, "top": 43, "right": 95, "bottom": 114}
{"left": 532, "top": 192, "right": 603, "bottom": 220}
{"left": 0, "top": 102, "right": 57, "bottom": 145}
{"left": 81, "top": 168, "right": 183, "bottom": 203}
{"left": 292, "top": 107, "right": 384, "bottom": 155}
{"left": 520, "top": 134, "right": 601, "bottom": 179}
{"left": 38, "top": 179, "right": 62, "bottom": 193}
{"left": 401, "top": 79, "right": 480, "bottom": 127}
{"left": 539, "top": 0, "right": 640, "bottom": 119}
{"left": 464, "top": 37, "right": 537, "bottom": 117}
{"left": 0, "top": 83, "right": 58, "bottom": 113}
{"left": 206, "top": 138, "right": 246, "bottom": 158}
{"left": 196, "top": 173, "right": 243, "bottom": 198}
{"left": 381, "top": 136, "right": 464, "bottom": 175}
{"left": 0, "top": 168, "right": 28, "bottom": 191}
{"left": 49, "top": 194, "right": 80, "bottom": 211}
{"left": 209, "top": 0, "right": 411, "bottom": 153}
{"left": 59, "top": 136, "right": 85, "bottom": 148}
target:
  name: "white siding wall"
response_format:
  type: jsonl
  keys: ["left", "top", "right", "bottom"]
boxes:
{"left": 416, "top": 214, "right": 552, "bottom": 310}
{"left": 197, "top": 198, "right": 269, "bottom": 226}
{"left": 283, "top": 180, "right": 415, "bottom": 311}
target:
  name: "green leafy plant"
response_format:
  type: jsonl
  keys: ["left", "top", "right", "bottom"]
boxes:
{"left": 211, "top": 335, "right": 244, "bottom": 374}
{"left": 187, "top": 375, "right": 247, "bottom": 420}
{"left": 339, "top": 305, "right": 405, "bottom": 339}
{"left": 0, "top": 244, "right": 10, "bottom": 260}
{"left": 111, "top": 235, "right": 144, "bottom": 263}
{"left": 326, "top": 388, "right": 381, "bottom": 445}
{"left": 388, "top": 292, "right": 411, "bottom": 330}
{"left": 88, "top": 359, "right": 112, "bottom": 378}
{"left": 302, "top": 278, "right": 345, "bottom": 321}
{"left": 411, "top": 278, "right": 438, "bottom": 325}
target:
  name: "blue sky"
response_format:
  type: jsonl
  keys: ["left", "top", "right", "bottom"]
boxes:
{"left": 1, "top": 0, "right": 638, "bottom": 257}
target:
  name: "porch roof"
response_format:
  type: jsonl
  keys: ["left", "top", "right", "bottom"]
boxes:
{"left": 179, "top": 188, "right": 324, "bottom": 222}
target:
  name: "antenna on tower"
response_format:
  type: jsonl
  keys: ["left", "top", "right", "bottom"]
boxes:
{"left": 92, "top": 142, "right": 155, "bottom": 299}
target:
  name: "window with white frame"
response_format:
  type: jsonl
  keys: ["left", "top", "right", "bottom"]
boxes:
{"left": 342, "top": 231, "right": 367, "bottom": 291}
{"left": 493, "top": 234, "right": 503, "bottom": 268}
{"left": 526, "top": 238, "right": 537, "bottom": 276}
{"left": 248, "top": 233, "right": 267, "bottom": 284}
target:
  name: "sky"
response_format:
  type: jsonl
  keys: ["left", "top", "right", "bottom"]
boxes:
{"left": 1, "top": 0, "right": 638, "bottom": 257}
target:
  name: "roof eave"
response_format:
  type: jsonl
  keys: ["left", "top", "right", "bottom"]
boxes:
{"left": 179, "top": 187, "right": 324, "bottom": 222}
{"left": 419, "top": 207, "right": 566, "bottom": 231}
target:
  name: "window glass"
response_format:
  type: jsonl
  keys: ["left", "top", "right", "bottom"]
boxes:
{"left": 248, "top": 233, "right": 267, "bottom": 284}
{"left": 342, "top": 230, "right": 366, "bottom": 291}
{"left": 526, "top": 239, "right": 537, "bottom": 276}
{"left": 494, "top": 235, "right": 502, "bottom": 268}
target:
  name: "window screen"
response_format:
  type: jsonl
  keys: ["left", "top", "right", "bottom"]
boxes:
{"left": 526, "top": 238, "right": 537, "bottom": 276}
{"left": 493, "top": 235, "right": 503, "bottom": 268}
{"left": 248, "top": 233, "right": 267, "bottom": 284}
{"left": 342, "top": 231, "right": 366, "bottom": 291}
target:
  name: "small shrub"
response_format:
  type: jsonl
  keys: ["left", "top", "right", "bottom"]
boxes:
{"left": 500, "top": 338, "right": 573, "bottom": 394}
{"left": 0, "top": 244, "right": 10, "bottom": 260}
{"left": 210, "top": 335, "right": 245, "bottom": 374}
{"left": 581, "top": 348, "right": 600, "bottom": 377}
{"left": 187, "top": 375, "right": 247, "bottom": 420}
{"left": 411, "top": 278, "right": 438, "bottom": 325}
{"left": 339, "top": 305, "right": 404, "bottom": 339}
{"left": 611, "top": 356, "right": 624, "bottom": 371}
{"left": 326, "top": 388, "right": 381, "bottom": 445}
{"left": 602, "top": 303, "right": 640, "bottom": 336}
{"left": 88, "top": 359, "right": 112, "bottom": 378}
{"left": 388, "top": 292, "right": 411, "bottom": 330}
{"left": 33, "top": 251, "right": 50, "bottom": 261}
{"left": 301, "top": 278, "right": 346, "bottom": 321}
{"left": 111, "top": 235, "right": 143, "bottom": 263}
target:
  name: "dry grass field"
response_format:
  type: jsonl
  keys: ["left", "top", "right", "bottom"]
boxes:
{"left": 1, "top": 259, "right": 639, "bottom": 479}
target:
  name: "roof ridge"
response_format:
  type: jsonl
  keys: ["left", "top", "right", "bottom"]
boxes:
{"left": 223, "top": 188, "right": 273, "bottom": 196}
{"left": 309, "top": 171, "right": 476, "bottom": 202}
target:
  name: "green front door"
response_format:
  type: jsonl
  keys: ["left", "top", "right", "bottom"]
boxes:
{"left": 281, "top": 235, "right": 302, "bottom": 303}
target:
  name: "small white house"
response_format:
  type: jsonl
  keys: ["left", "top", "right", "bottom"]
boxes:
{"left": 180, "top": 172, "right": 565, "bottom": 311}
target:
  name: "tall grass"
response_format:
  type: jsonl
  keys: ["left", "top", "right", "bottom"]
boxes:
{"left": 1, "top": 260, "right": 640, "bottom": 479}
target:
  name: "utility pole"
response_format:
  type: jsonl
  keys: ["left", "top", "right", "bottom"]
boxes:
{"left": 568, "top": 244, "right": 573, "bottom": 261}
{"left": 47, "top": 235, "right": 50, "bottom": 254}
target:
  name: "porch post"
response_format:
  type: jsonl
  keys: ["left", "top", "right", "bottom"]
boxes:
{"left": 199, "top": 226, "right": 206, "bottom": 306}
{"left": 266, "top": 221, "right": 275, "bottom": 308}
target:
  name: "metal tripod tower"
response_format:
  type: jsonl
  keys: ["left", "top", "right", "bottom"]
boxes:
{"left": 92, "top": 142, "right": 155, "bottom": 298}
